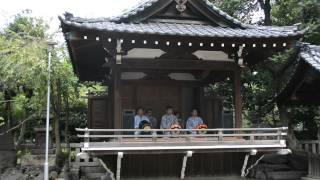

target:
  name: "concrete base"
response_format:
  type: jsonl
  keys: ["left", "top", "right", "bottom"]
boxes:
{"left": 31, "top": 148, "right": 54, "bottom": 154}
{"left": 20, "top": 154, "right": 55, "bottom": 167}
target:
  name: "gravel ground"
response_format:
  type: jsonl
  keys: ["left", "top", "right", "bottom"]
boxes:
{"left": 123, "top": 176, "right": 302, "bottom": 180}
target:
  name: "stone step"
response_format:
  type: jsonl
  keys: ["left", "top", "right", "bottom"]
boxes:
{"left": 266, "top": 170, "right": 307, "bottom": 180}
{"left": 301, "top": 177, "right": 320, "bottom": 180}
{"left": 260, "top": 163, "right": 292, "bottom": 171}
{"left": 81, "top": 166, "right": 106, "bottom": 174}
{"left": 83, "top": 172, "right": 108, "bottom": 180}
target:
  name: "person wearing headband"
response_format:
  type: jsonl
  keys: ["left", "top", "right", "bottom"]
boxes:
{"left": 134, "top": 107, "right": 150, "bottom": 135}
{"left": 186, "top": 108, "right": 204, "bottom": 134}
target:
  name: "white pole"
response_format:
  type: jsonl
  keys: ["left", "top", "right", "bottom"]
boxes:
{"left": 44, "top": 42, "right": 55, "bottom": 180}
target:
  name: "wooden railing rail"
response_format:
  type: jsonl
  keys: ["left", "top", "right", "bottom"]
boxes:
{"left": 298, "top": 140, "right": 320, "bottom": 155}
{"left": 76, "top": 127, "right": 288, "bottom": 132}
{"left": 75, "top": 127, "right": 288, "bottom": 143}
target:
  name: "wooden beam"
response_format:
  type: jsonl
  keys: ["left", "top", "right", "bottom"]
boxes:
{"left": 180, "top": 151, "right": 193, "bottom": 179}
{"left": 115, "top": 58, "right": 237, "bottom": 71}
{"left": 234, "top": 66, "right": 242, "bottom": 128}
{"left": 122, "top": 79, "right": 200, "bottom": 87}
{"left": 116, "top": 152, "right": 123, "bottom": 180}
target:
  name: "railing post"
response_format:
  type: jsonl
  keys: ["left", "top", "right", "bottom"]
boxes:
{"left": 84, "top": 127, "right": 90, "bottom": 149}
{"left": 298, "top": 142, "right": 302, "bottom": 151}
{"left": 250, "top": 135, "right": 254, "bottom": 141}
{"left": 118, "top": 136, "right": 123, "bottom": 143}
{"left": 277, "top": 128, "right": 281, "bottom": 140}
{"left": 312, "top": 143, "right": 317, "bottom": 154}
{"left": 152, "top": 130, "right": 157, "bottom": 142}
{"left": 308, "top": 153, "right": 312, "bottom": 177}
{"left": 218, "top": 130, "right": 223, "bottom": 141}
{"left": 305, "top": 143, "right": 309, "bottom": 152}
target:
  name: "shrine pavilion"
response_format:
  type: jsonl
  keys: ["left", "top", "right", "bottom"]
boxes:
{"left": 60, "top": 0, "right": 302, "bottom": 179}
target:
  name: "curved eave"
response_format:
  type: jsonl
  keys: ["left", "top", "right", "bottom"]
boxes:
{"left": 60, "top": 19, "right": 302, "bottom": 41}
{"left": 60, "top": 18, "right": 80, "bottom": 79}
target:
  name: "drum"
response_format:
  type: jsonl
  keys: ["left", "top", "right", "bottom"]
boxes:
{"left": 196, "top": 124, "right": 208, "bottom": 134}
{"left": 170, "top": 123, "right": 182, "bottom": 135}
{"left": 139, "top": 120, "right": 152, "bottom": 135}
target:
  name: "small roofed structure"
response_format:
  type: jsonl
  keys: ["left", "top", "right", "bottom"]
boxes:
{"left": 277, "top": 44, "right": 320, "bottom": 105}
{"left": 60, "top": 0, "right": 301, "bottom": 130}
{"left": 60, "top": 0, "right": 302, "bottom": 178}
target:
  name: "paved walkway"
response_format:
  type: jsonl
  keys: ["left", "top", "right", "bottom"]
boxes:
{"left": 124, "top": 176, "right": 255, "bottom": 180}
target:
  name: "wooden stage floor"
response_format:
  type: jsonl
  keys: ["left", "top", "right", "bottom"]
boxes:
{"left": 83, "top": 137, "right": 286, "bottom": 155}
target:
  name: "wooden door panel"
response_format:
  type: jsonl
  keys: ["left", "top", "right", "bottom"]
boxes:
{"left": 88, "top": 95, "right": 111, "bottom": 129}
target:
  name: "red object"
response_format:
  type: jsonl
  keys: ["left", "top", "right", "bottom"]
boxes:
{"left": 196, "top": 124, "right": 208, "bottom": 129}
{"left": 170, "top": 123, "right": 182, "bottom": 129}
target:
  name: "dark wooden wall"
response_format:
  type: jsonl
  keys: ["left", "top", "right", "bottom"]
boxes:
{"left": 102, "top": 152, "right": 245, "bottom": 178}
{"left": 88, "top": 80, "right": 224, "bottom": 129}
{"left": 121, "top": 82, "right": 195, "bottom": 127}
{"left": 202, "top": 97, "right": 223, "bottom": 128}
{"left": 121, "top": 81, "right": 223, "bottom": 128}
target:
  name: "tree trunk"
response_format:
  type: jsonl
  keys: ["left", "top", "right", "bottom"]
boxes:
{"left": 258, "top": 0, "right": 272, "bottom": 26}
{"left": 52, "top": 79, "right": 63, "bottom": 170}
{"left": 4, "top": 91, "right": 12, "bottom": 129}
{"left": 278, "top": 104, "right": 297, "bottom": 149}
{"left": 63, "top": 95, "right": 71, "bottom": 179}
{"left": 264, "top": 2, "right": 272, "bottom": 26}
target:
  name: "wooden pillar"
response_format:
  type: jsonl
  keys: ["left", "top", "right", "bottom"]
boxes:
{"left": 234, "top": 66, "right": 242, "bottom": 128}
{"left": 112, "top": 39, "right": 122, "bottom": 129}
{"left": 113, "top": 65, "right": 122, "bottom": 129}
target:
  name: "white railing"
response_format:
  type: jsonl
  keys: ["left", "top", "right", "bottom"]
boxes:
{"left": 76, "top": 127, "right": 288, "bottom": 141}
{"left": 75, "top": 127, "right": 288, "bottom": 180}
{"left": 298, "top": 140, "right": 320, "bottom": 178}
{"left": 298, "top": 140, "right": 320, "bottom": 155}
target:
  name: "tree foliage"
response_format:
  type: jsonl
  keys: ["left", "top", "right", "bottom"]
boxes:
{"left": 212, "top": 0, "right": 320, "bottom": 137}
{"left": 0, "top": 11, "right": 93, "bottom": 154}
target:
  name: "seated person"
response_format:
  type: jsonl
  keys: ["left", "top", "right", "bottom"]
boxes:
{"left": 134, "top": 107, "right": 150, "bottom": 135}
{"left": 146, "top": 108, "right": 158, "bottom": 129}
{"left": 174, "top": 111, "right": 183, "bottom": 128}
{"left": 160, "top": 106, "right": 178, "bottom": 134}
{"left": 186, "top": 108, "right": 204, "bottom": 134}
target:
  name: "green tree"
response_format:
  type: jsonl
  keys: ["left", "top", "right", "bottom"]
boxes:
{"left": 212, "top": 0, "right": 320, "bottom": 141}
{"left": 0, "top": 11, "right": 49, "bottom": 142}
{"left": 212, "top": 0, "right": 272, "bottom": 25}
{"left": 0, "top": 11, "right": 89, "bottom": 173}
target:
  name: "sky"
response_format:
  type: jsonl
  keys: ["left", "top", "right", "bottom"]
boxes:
{"left": 0, "top": 0, "right": 141, "bottom": 39}
{"left": 0, "top": 0, "right": 263, "bottom": 42}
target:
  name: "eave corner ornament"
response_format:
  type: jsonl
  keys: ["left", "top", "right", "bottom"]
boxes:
{"left": 175, "top": 0, "right": 188, "bottom": 12}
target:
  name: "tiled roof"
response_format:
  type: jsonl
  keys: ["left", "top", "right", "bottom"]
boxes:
{"left": 64, "top": 0, "right": 244, "bottom": 26}
{"left": 276, "top": 43, "right": 320, "bottom": 103}
{"left": 109, "top": 0, "right": 159, "bottom": 21}
{"left": 60, "top": 18, "right": 301, "bottom": 39}
{"left": 300, "top": 44, "right": 320, "bottom": 71}
{"left": 60, "top": 0, "right": 302, "bottom": 39}
{"left": 109, "top": 0, "right": 245, "bottom": 26}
